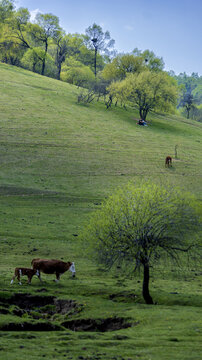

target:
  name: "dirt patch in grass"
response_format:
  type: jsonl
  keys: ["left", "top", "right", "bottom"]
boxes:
{"left": 0, "top": 294, "right": 134, "bottom": 332}
{"left": 2, "top": 318, "right": 132, "bottom": 333}
{"left": 62, "top": 317, "right": 133, "bottom": 332}
{"left": 0, "top": 293, "right": 80, "bottom": 324}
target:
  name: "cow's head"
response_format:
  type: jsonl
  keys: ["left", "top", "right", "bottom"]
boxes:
{"left": 69, "top": 262, "right": 76, "bottom": 277}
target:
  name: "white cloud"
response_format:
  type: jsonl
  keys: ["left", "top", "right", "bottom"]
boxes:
{"left": 30, "top": 9, "right": 42, "bottom": 23}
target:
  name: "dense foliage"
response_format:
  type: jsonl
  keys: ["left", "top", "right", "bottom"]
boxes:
{"left": 170, "top": 71, "right": 202, "bottom": 121}
{"left": 108, "top": 70, "right": 178, "bottom": 120}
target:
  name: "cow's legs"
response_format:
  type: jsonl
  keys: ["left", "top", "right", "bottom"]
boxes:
{"left": 55, "top": 273, "right": 61, "bottom": 282}
{"left": 17, "top": 271, "right": 22, "bottom": 285}
{"left": 11, "top": 270, "right": 22, "bottom": 285}
{"left": 10, "top": 274, "right": 16, "bottom": 284}
{"left": 37, "top": 271, "right": 42, "bottom": 282}
{"left": 27, "top": 276, "right": 32, "bottom": 284}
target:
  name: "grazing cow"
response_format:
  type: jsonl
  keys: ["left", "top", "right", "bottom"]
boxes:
{"left": 165, "top": 156, "right": 172, "bottom": 167}
{"left": 31, "top": 258, "right": 76, "bottom": 282}
{"left": 11, "top": 267, "right": 39, "bottom": 285}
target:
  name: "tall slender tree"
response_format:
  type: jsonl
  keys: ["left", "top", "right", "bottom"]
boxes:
{"left": 85, "top": 23, "right": 115, "bottom": 77}
{"left": 12, "top": 7, "right": 31, "bottom": 50}
{"left": 54, "top": 32, "right": 69, "bottom": 80}
{"left": 32, "top": 13, "right": 61, "bottom": 75}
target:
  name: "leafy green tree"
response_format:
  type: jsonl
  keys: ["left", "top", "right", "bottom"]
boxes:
{"left": 181, "top": 92, "right": 195, "bottom": 119}
{"left": 87, "top": 77, "right": 110, "bottom": 101}
{"left": 0, "top": 3, "right": 27, "bottom": 65}
{"left": 102, "top": 49, "right": 164, "bottom": 83}
{"left": 102, "top": 54, "right": 144, "bottom": 81}
{"left": 108, "top": 70, "right": 178, "bottom": 120}
{"left": 140, "top": 49, "right": 165, "bottom": 71}
{"left": 0, "top": 0, "right": 14, "bottom": 24}
{"left": 63, "top": 33, "right": 105, "bottom": 75}
{"left": 31, "top": 13, "right": 61, "bottom": 75}
{"left": 21, "top": 47, "right": 45, "bottom": 73}
{"left": 79, "top": 44, "right": 105, "bottom": 73}
{"left": 176, "top": 73, "right": 198, "bottom": 119}
{"left": 0, "top": 36, "right": 24, "bottom": 65}
{"left": 82, "top": 182, "right": 200, "bottom": 304}
{"left": 61, "top": 57, "right": 94, "bottom": 86}
{"left": 85, "top": 23, "right": 115, "bottom": 77}
{"left": 54, "top": 32, "right": 69, "bottom": 80}
{"left": 11, "top": 7, "right": 31, "bottom": 49}
{"left": 106, "top": 77, "right": 131, "bottom": 107}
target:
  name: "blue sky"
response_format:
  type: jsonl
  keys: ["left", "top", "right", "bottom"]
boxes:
{"left": 15, "top": 0, "right": 202, "bottom": 75}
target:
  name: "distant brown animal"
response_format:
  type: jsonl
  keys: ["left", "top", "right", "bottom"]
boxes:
{"left": 165, "top": 156, "right": 172, "bottom": 167}
{"left": 31, "top": 258, "right": 76, "bottom": 282}
{"left": 11, "top": 267, "right": 39, "bottom": 285}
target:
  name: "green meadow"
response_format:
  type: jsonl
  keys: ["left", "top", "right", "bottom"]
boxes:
{"left": 0, "top": 62, "right": 202, "bottom": 360}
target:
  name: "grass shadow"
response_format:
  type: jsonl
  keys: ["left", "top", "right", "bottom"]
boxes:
{"left": 154, "top": 290, "right": 202, "bottom": 307}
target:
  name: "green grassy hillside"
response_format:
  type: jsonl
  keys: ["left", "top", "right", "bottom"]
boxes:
{"left": 0, "top": 63, "right": 202, "bottom": 360}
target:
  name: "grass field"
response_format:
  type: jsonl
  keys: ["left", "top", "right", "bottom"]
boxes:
{"left": 0, "top": 62, "right": 202, "bottom": 360}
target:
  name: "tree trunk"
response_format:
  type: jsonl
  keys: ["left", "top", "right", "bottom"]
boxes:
{"left": 94, "top": 48, "right": 97, "bottom": 77}
{"left": 57, "top": 62, "right": 61, "bottom": 80}
{"left": 41, "top": 59, "right": 45, "bottom": 76}
{"left": 33, "top": 61, "right": 36, "bottom": 73}
{"left": 41, "top": 40, "right": 48, "bottom": 76}
{"left": 139, "top": 108, "right": 146, "bottom": 121}
{"left": 142, "top": 263, "right": 153, "bottom": 304}
{"left": 56, "top": 46, "right": 62, "bottom": 80}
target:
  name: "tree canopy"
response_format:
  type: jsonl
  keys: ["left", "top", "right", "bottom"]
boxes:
{"left": 102, "top": 54, "right": 144, "bottom": 81}
{"left": 108, "top": 70, "right": 178, "bottom": 120}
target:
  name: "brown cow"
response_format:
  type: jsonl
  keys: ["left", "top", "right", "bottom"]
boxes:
{"left": 31, "top": 258, "right": 76, "bottom": 282}
{"left": 11, "top": 267, "right": 39, "bottom": 285}
{"left": 165, "top": 156, "right": 172, "bottom": 167}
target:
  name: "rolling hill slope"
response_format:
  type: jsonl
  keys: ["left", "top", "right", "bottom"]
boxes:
{"left": 1, "top": 62, "right": 202, "bottom": 200}
{"left": 0, "top": 63, "right": 202, "bottom": 360}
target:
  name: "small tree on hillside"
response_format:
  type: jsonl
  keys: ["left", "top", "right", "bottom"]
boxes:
{"left": 82, "top": 182, "right": 200, "bottom": 304}
{"left": 177, "top": 72, "right": 198, "bottom": 119}
{"left": 181, "top": 92, "right": 195, "bottom": 119}
{"left": 21, "top": 47, "right": 50, "bottom": 73}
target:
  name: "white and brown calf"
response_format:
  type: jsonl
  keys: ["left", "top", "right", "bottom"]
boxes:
{"left": 11, "top": 267, "right": 39, "bottom": 285}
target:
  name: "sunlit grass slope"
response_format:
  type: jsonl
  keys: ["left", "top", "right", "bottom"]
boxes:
{"left": 0, "top": 63, "right": 202, "bottom": 360}
{"left": 1, "top": 63, "right": 202, "bottom": 199}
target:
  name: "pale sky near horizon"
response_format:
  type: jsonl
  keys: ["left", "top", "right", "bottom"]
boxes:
{"left": 15, "top": 0, "right": 202, "bottom": 76}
